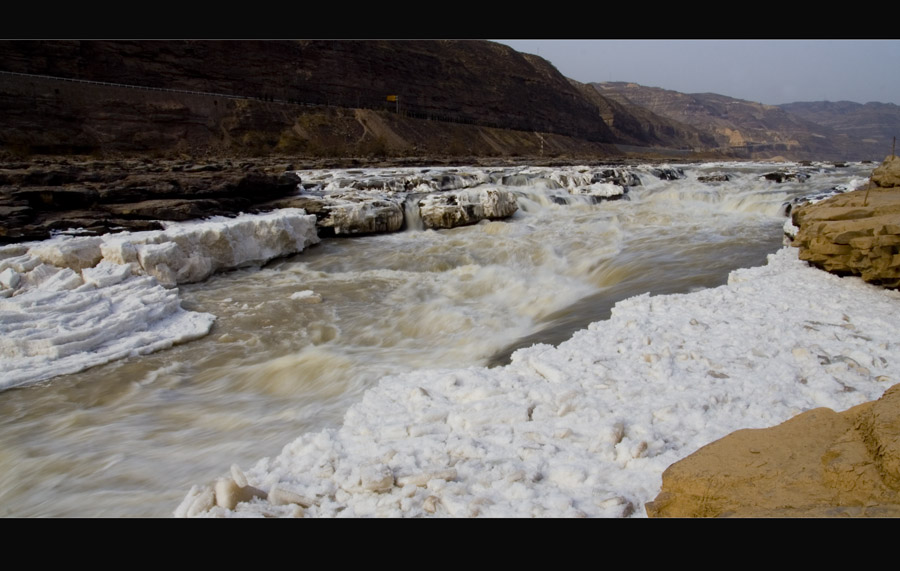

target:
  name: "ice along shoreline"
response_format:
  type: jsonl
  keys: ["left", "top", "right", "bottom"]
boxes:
{"left": 176, "top": 246, "right": 900, "bottom": 517}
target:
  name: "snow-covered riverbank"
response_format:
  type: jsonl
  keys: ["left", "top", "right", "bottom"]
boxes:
{"left": 177, "top": 246, "right": 900, "bottom": 517}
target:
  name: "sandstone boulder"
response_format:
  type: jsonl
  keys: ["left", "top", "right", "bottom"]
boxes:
{"left": 698, "top": 174, "right": 731, "bottom": 183}
{"left": 871, "top": 155, "right": 900, "bottom": 188}
{"left": 321, "top": 199, "right": 404, "bottom": 236}
{"left": 763, "top": 170, "right": 809, "bottom": 183}
{"left": 646, "top": 383, "right": 900, "bottom": 517}
{"left": 791, "top": 158, "right": 900, "bottom": 288}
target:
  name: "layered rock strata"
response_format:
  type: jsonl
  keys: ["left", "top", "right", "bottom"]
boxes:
{"left": 5, "top": 160, "right": 646, "bottom": 242}
{"left": 791, "top": 156, "right": 900, "bottom": 288}
{"left": 646, "top": 383, "right": 900, "bottom": 517}
{"left": 0, "top": 158, "right": 303, "bottom": 242}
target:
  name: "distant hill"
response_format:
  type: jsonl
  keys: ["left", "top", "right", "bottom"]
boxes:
{"left": 569, "top": 79, "right": 718, "bottom": 153}
{"left": 592, "top": 82, "right": 887, "bottom": 161}
{"left": 779, "top": 100, "right": 900, "bottom": 159}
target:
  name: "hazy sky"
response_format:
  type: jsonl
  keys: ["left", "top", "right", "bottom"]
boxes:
{"left": 493, "top": 40, "right": 900, "bottom": 106}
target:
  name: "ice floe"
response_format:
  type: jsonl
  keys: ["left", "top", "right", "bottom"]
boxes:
{"left": 1, "top": 209, "right": 319, "bottom": 390}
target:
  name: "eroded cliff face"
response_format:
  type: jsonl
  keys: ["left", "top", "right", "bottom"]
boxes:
{"left": 646, "top": 383, "right": 900, "bottom": 517}
{"left": 791, "top": 156, "right": 900, "bottom": 288}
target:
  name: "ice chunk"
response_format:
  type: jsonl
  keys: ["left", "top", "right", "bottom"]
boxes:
{"left": 100, "top": 209, "right": 320, "bottom": 287}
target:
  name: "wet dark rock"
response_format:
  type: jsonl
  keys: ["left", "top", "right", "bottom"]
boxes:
{"left": 591, "top": 168, "right": 642, "bottom": 187}
{"left": 0, "top": 158, "right": 305, "bottom": 243}
{"left": 651, "top": 167, "right": 685, "bottom": 180}
{"left": 763, "top": 171, "right": 810, "bottom": 183}
{"left": 11, "top": 187, "right": 99, "bottom": 210}
{"left": 0, "top": 205, "right": 36, "bottom": 239}
{"left": 101, "top": 199, "right": 234, "bottom": 221}
{"left": 44, "top": 216, "right": 166, "bottom": 236}
{"left": 782, "top": 186, "right": 852, "bottom": 216}
{"left": 697, "top": 174, "right": 731, "bottom": 183}
{"left": 20, "top": 167, "right": 85, "bottom": 186}
{"left": 183, "top": 164, "right": 224, "bottom": 173}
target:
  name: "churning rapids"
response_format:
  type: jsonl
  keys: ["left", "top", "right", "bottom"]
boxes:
{"left": 0, "top": 161, "right": 875, "bottom": 517}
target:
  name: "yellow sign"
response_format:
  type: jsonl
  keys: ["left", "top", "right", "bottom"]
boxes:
{"left": 386, "top": 95, "right": 398, "bottom": 102}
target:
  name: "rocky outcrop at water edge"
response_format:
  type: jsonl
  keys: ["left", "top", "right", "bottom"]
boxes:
{"left": 646, "top": 383, "right": 900, "bottom": 517}
{"left": 258, "top": 165, "right": 637, "bottom": 236}
{"left": 0, "top": 158, "right": 303, "bottom": 243}
{"left": 790, "top": 156, "right": 900, "bottom": 288}
{"left": 647, "top": 156, "right": 900, "bottom": 518}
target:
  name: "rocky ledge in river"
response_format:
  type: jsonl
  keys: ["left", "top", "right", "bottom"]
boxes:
{"left": 0, "top": 157, "right": 303, "bottom": 243}
{"left": 1, "top": 157, "right": 644, "bottom": 242}
{"left": 790, "top": 155, "right": 900, "bottom": 288}
{"left": 0, "top": 157, "right": 521, "bottom": 241}
{"left": 219, "top": 164, "right": 638, "bottom": 236}
{"left": 259, "top": 186, "right": 519, "bottom": 235}
{"left": 646, "top": 382, "right": 900, "bottom": 517}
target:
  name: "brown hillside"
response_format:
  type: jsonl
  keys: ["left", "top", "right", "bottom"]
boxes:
{"left": 593, "top": 81, "right": 876, "bottom": 161}
{"left": 780, "top": 100, "right": 900, "bottom": 159}
{"left": 0, "top": 40, "right": 620, "bottom": 158}
{"left": 570, "top": 79, "right": 718, "bottom": 152}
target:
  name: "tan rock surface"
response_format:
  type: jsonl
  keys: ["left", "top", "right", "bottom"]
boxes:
{"left": 791, "top": 157, "right": 900, "bottom": 287}
{"left": 646, "top": 383, "right": 900, "bottom": 517}
{"left": 871, "top": 155, "right": 900, "bottom": 188}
